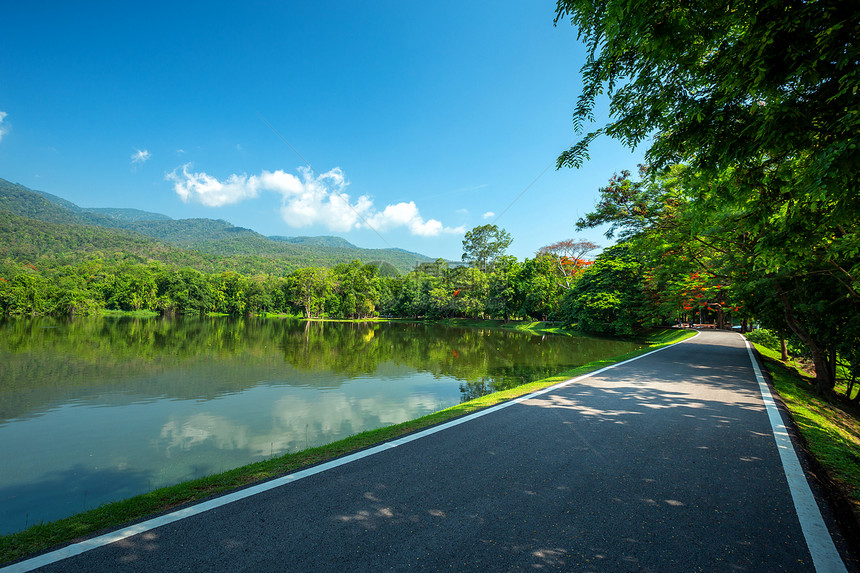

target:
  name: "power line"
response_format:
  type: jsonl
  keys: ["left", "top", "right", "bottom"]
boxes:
{"left": 490, "top": 161, "right": 555, "bottom": 226}
{"left": 491, "top": 103, "right": 611, "bottom": 228}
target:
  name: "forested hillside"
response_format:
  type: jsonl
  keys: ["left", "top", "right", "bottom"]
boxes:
{"left": 0, "top": 179, "right": 125, "bottom": 228}
{"left": 87, "top": 207, "right": 172, "bottom": 223}
{"left": 0, "top": 211, "right": 304, "bottom": 276}
{"left": 0, "top": 178, "right": 434, "bottom": 272}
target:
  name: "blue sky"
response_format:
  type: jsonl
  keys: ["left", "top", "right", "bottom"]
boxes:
{"left": 0, "top": 1, "right": 645, "bottom": 261}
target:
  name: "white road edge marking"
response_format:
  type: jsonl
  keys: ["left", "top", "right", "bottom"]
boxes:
{"left": 3, "top": 331, "right": 699, "bottom": 572}
{"left": 744, "top": 338, "right": 847, "bottom": 573}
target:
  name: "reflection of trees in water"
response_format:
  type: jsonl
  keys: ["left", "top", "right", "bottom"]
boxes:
{"left": 459, "top": 378, "right": 494, "bottom": 402}
{"left": 277, "top": 321, "right": 641, "bottom": 402}
{"left": 0, "top": 317, "right": 644, "bottom": 415}
{"left": 458, "top": 364, "right": 567, "bottom": 402}
{"left": 278, "top": 320, "right": 383, "bottom": 376}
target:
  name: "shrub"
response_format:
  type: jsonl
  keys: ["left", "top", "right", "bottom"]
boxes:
{"left": 745, "top": 328, "right": 780, "bottom": 351}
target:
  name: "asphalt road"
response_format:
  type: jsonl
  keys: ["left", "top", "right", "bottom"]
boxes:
{"left": 8, "top": 330, "right": 855, "bottom": 571}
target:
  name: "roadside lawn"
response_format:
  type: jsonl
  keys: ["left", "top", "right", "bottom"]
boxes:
{"left": 751, "top": 341, "right": 860, "bottom": 550}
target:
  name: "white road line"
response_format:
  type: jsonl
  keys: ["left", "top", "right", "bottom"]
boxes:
{"left": 2, "top": 332, "right": 697, "bottom": 573}
{"left": 744, "top": 339, "right": 847, "bottom": 573}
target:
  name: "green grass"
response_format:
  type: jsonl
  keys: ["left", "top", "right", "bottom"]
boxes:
{"left": 751, "top": 342, "right": 860, "bottom": 517}
{"left": 435, "top": 317, "right": 532, "bottom": 329}
{"left": 0, "top": 327, "right": 695, "bottom": 565}
{"left": 253, "top": 311, "right": 303, "bottom": 319}
{"left": 99, "top": 309, "right": 160, "bottom": 318}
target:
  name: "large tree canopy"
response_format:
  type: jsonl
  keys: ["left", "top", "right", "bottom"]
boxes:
{"left": 556, "top": 0, "right": 859, "bottom": 277}
{"left": 555, "top": 0, "right": 859, "bottom": 177}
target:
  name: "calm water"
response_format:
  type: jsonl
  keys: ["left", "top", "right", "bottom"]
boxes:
{"left": 0, "top": 317, "right": 644, "bottom": 534}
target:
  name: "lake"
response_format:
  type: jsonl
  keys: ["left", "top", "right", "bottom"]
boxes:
{"left": 0, "top": 316, "right": 645, "bottom": 534}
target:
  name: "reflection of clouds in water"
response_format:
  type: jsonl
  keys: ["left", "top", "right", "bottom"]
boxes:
{"left": 358, "top": 394, "right": 443, "bottom": 425}
{"left": 264, "top": 392, "right": 441, "bottom": 455}
{"left": 157, "top": 391, "right": 443, "bottom": 459}
{"left": 159, "top": 413, "right": 251, "bottom": 457}
{"left": 254, "top": 392, "right": 443, "bottom": 455}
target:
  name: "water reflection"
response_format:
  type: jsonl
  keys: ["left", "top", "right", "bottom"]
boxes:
{"left": 0, "top": 317, "right": 644, "bottom": 534}
{"left": 159, "top": 413, "right": 251, "bottom": 456}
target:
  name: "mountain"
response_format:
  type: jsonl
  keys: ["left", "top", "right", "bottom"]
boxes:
{"left": 125, "top": 218, "right": 260, "bottom": 247}
{"left": 87, "top": 208, "right": 172, "bottom": 223}
{"left": 0, "top": 179, "right": 122, "bottom": 228}
{"left": 0, "top": 178, "right": 435, "bottom": 273}
{"left": 270, "top": 235, "right": 358, "bottom": 248}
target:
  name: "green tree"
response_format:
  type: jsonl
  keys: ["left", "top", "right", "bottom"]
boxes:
{"left": 555, "top": 0, "right": 858, "bottom": 186}
{"left": 107, "top": 264, "right": 158, "bottom": 311}
{"left": 393, "top": 273, "right": 428, "bottom": 318}
{"left": 461, "top": 225, "right": 513, "bottom": 272}
{"left": 448, "top": 266, "right": 488, "bottom": 318}
{"left": 0, "top": 273, "right": 51, "bottom": 315}
{"left": 557, "top": 243, "right": 649, "bottom": 336}
{"left": 245, "top": 274, "right": 274, "bottom": 315}
{"left": 577, "top": 165, "right": 859, "bottom": 392}
{"left": 212, "top": 271, "right": 248, "bottom": 315}
{"left": 53, "top": 276, "right": 99, "bottom": 317}
{"left": 287, "top": 267, "right": 330, "bottom": 318}
{"left": 486, "top": 256, "right": 522, "bottom": 320}
{"left": 330, "top": 261, "right": 380, "bottom": 319}
{"left": 516, "top": 256, "right": 564, "bottom": 321}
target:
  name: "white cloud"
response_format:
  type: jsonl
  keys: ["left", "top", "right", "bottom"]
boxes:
{"left": 166, "top": 164, "right": 262, "bottom": 207}
{"left": 483, "top": 211, "right": 495, "bottom": 219}
{"left": 131, "top": 149, "right": 151, "bottom": 164}
{"left": 366, "top": 202, "right": 421, "bottom": 231}
{"left": 258, "top": 169, "right": 304, "bottom": 194}
{"left": 166, "top": 165, "right": 463, "bottom": 236}
{"left": 0, "top": 111, "right": 8, "bottom": 142}
{"left": 410, "top": 218, "right": 447, "bottom": 237}
{"left": 367, "top": 202, "right": 463, "bottom": 236}
{"left": 278, "top": 168, "right": 365, "bottom": 232}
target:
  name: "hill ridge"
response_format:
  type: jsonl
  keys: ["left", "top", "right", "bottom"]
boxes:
{"left": 0, "top": 178, "right": 435, "bottom": 273}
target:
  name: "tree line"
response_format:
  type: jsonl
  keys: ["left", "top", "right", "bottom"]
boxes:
{"left": 0, "top": 228, "right": 598, "bottom": 322}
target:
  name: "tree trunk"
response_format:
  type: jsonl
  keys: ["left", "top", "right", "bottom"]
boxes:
{"left": 776, "top": 289, "right": 833, "bottom": 393}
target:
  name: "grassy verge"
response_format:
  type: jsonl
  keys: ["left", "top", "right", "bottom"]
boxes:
{"left": 0, "top": 327, "right": 695, "bottom": 565}
{"left": 750, "top": 342, "right": 860, "bottom": 523}
{"left": 99, "top": 309, "right": 161, "bottom": 318}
